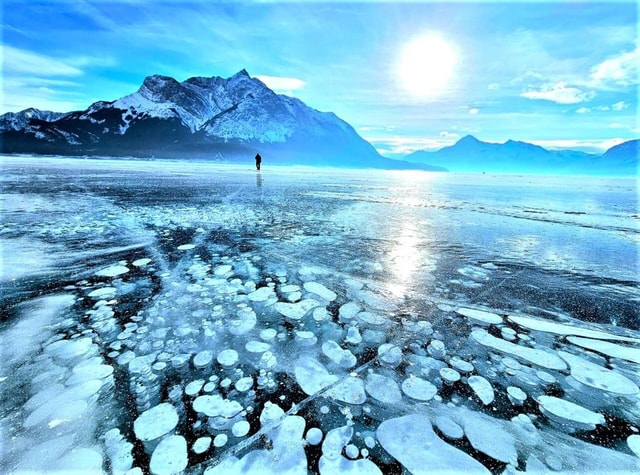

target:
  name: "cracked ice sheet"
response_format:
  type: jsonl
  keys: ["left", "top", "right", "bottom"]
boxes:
{"left": 2, "top": 157, "right": 639, "bottom": 475}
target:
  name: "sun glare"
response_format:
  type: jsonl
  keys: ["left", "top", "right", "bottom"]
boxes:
{"left": 397, "top": 34, "right": 457, "bottom": 98}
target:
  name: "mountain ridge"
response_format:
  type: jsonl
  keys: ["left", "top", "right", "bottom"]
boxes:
{"left": 0, "top": 70, "right": 442, "bottom": 171}
{"left": 403, "top": 135, "right": 637, "bottom": 176}
{"left": 1, "top": 72, "right": 636, "bottom": 175}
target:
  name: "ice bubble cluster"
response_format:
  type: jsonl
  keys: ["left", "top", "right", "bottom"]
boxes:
{"left": 4, "top": 205, "right": 639, "bottom": 475}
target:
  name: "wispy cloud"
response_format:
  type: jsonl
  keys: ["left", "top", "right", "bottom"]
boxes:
{"left": 521, "top": 82, "right": 595, "bottom": 104}
{"left": 439, "top": 131, "right": 460, "bottom": 140}
{"left": 365, "top": 135, "right": 460, "bottom": 157}
{"left": 590, "top": 46, "right": 639, "bottom": 88}
{"left": 0, "top": 45, "right": 111, "bottom": 113}
{"left": 255, "top": 75, "right": 306, "bottom": 94}
{"left": 611, "top": 100, "right": 629, "bottom": 111}
{"left": 468, "top": 108, "right": 479, "bottom": 115}
{"left": 527, "top": 138, "right": 628, "bottom": 153}
{"left": 2, "top": 45, "right": 84, "bottom": 76}
{"left": 576, "top": 107, "right": 590, "bottom": 114}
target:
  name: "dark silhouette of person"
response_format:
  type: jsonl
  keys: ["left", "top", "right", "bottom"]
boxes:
{"left": 255, "top": 153, "right": 262, "bottom": 170}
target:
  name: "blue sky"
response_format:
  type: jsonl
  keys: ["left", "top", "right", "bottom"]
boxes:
{"left": 1, "top": 0, "right": 637, "bottom": 157}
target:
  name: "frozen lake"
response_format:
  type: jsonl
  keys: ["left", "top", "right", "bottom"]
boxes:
{"left": 1, "top": 155, "right": 639, "bottom": 474}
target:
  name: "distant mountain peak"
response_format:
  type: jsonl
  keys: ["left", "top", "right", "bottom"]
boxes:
{"left": 234, "top": 68, "right": 250, "bottom": 77}
{"left": 457, "top": 134, "right": 481, "bottom": 144}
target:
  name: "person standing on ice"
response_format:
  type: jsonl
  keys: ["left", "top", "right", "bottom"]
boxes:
{"left": 255, "top": 152, "right": 262, "bottom": 171}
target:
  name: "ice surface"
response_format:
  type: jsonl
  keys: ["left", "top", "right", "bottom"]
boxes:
{"left": 2, "top": 158, "right": 638, "bottom": 474}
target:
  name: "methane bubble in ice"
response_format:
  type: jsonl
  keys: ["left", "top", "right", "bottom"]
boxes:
{"left": 537, "top": 395, "right": 605, "bottom": 431}
{"left": 96, "top": 264, "right": 129, "bottom": 277}
{"left": 133, "top": 403, "right": 179, "bottom": 442}
{"left": 468, "top": 375, "right": 495, "bottom": 405}
{"left": 401, "top": 377, "right": 437, "bottom": 401}
{"left": 377, "top": 415, "right": 490, "bottom": 473}
{"left": 303, "top": 281, "right": 337, "bottom": 301}
{"left": 305, "top": 427, "right": 323, "bottom": 445}
{"left": 456, "top": 307, "right": 503, "bottom": 325}
{"left": 365, "top": 373, "right": 401, "bottom": 404}
{"left": 150, "top": 435, "right": 187, "bottom": 475}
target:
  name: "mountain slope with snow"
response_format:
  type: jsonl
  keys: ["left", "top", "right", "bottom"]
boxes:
{"left": 0, "top": 108, "right": 68, "bottom": 132}
{"left": 0, "top": 70, "right": 439, "bottom": 170}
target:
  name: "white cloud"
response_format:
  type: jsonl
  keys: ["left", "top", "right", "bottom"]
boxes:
{"left": 609, "top": 123, "right": 624, "bottom": 129}
{"left": 487, "top": 83, "right": 500, "bottom": 90}
{"left": 2, "top": 46, "right": 84, "bottom": 76}
{"left": 439, "top": 131, "right": 460, "bottom": 139}
{"left": 527, "top": 138, "right": 628, "bottom": 153}
{"left": 590, "top": 47, "right": 639, "bottom": 87}
{"left": 611, "top": 101, "right": 629, "bottom": 111}
{"left": 468, "top": 107, "right": 479, "bottom": 115}
{"left": 254, "top": 75, "right": 306, "bottom": 93}
{"left": 365, "top": 135, "right": 459, "bottom": 156}
{"left": 576, "top": 107, "right": 590, "bottom": 114}
{"left": 520, "top": 82, "right": 595, "bottom": 104}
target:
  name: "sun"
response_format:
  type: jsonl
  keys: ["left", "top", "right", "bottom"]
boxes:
{"left": 396, "top": 34, "right": 458, "bottom": 97}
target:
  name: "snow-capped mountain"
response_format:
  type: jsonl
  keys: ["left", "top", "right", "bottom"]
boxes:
{"left": 0, "top": 70, "right": 437, "bottom": 170}
{"left": 403, "top": 135, "right": 637, "bottom": 176}
{"left": 0, "top": 108, "right": 68, "bottom": 132}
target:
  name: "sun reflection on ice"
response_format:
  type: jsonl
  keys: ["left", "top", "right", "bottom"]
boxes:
{"left": 388, "top": 222, "right": 422, "bottom": 297}
{"left": 384, "top": 172, "right": 439, "bottom": 298}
